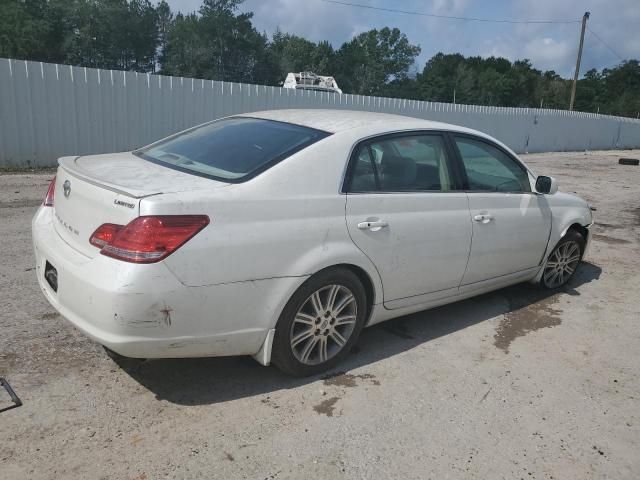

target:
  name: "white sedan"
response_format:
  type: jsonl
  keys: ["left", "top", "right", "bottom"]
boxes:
{"left": 32, "top": 110, "right": 593, "bottom": 376}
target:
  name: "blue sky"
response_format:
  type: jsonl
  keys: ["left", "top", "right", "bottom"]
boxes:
{"left": 166, "top": 0, "right": 638, "bottom": 77}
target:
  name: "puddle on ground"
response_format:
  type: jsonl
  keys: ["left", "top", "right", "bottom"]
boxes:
{"left": 322, "top": 371, "right": 380, "bottom": 387}
{"left": 313, "top": 397, "right": 340, "bottom": 417}
{"left": 592, "top": 234, "right": 631, "bottom": 245}
{"left": 494, "top": 287, "right": 563, "bottom": 354}
{"left": 313, "top": 372, "right": 380, "bottom": 416}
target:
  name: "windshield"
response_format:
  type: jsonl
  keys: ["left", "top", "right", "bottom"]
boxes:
{"left": 135, "top": 117, "right": 330, "bottom": 182}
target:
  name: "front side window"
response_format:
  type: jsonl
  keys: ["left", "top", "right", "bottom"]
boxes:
{"left": 135, "top": 117, "right": 329, "bottom": 182}
{"left": 348, "top": 134, "right": 455, "bottom": 193}
{"left": 454, "top": 136, "right": 531, "bottom": 192}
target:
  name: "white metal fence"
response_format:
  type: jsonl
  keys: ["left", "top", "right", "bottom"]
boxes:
{"left": 1, "top": 58, "right": 639, "bottom": 167}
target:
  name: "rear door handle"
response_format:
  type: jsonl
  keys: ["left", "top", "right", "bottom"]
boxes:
{"left": 357, "top": 220, "right": 389, "bottom": 231}
{"left": 473, "top": 214, "right": 494, "bottom": 224}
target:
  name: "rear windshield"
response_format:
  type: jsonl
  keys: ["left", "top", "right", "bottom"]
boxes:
{"left": 134, "top": 117, "right": 330, "bottom": 182}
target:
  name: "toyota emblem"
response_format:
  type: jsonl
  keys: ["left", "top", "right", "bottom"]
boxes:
{"left": 63, "top": 180, "right": 71, "bottom": 197}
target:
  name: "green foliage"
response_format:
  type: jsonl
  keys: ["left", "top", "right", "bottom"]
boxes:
{"left": 269, "top": 31, "right": 336, "bottom": 81}
{"left": 0, "top": 0, "right": 57, "bottom": 61}
{"left": 416, "top": 53, "right": 639, "bottom": 116}
{"left": 0, "top": 0, "right": 638, "bottom": 117}
{"left": 0, "top": 0, "right": 159, "bottom": 71}
{"left": 335, "top": 27, "right": 421, "bottom": 95}
{"left": 596, "top": 60, "right": 640, "bottom": 116}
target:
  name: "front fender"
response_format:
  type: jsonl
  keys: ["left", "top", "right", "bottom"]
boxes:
{"left": 532, "top": 195, "right": 593, "bottom": 283}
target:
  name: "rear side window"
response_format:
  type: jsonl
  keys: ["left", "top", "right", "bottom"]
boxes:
{"left": 454, "top": 136, "right": 531, "bottom": 192}
{"left": 135, "top": 117, "right": 330, "bottom": 182}
{"left": 347, "top": 134, "right": 455, "bottom": 192}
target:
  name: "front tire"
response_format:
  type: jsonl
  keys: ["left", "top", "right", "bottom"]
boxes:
{"left": 541, "top": 230, "right": 585, "bottom": 289}
{"left": 272, "top": 268, "right": 367, "bottom": 377}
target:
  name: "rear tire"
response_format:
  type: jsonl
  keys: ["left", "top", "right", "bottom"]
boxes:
{"left": 540, "top": 230, "right": 585, "bottom": 289}
{"left": 272, "top": 267, "right": 367, "bottom": 377}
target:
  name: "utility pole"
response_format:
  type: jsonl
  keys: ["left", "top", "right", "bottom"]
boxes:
{"left": 569, "top": 11, "right": 590, "bottom": 111}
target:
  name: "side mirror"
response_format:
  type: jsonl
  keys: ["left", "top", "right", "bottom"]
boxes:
{"left": 535, "top": 175, "right": 558, "bottom": 195}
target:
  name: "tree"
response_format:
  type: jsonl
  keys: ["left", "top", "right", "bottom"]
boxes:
{"left": 503, "top": 59, "right": 540, "bottom": 107}
{"left": 335, "top": 27, "right": 421, "bottom": 95}
{"left": 453, "top": 63, "right": 475, "bottom": 104}
{"left": 52, "top": 0, "right": 158, "bottom": 71}
{"left": 416, "top": 53, "right": 466, "bottom": 102}
{"left": 161, "top": 12, "right": 205, "bottom": 77}
{"left": 476, "top": 68, "right": 507, "bottom": 105}
{"left": 125, "top": 0, "right": 159, "bottom": 71}
{"left": 162, "top": 0, "right": 269, "bottom": 83}
{"left": 198, "top": 0, "right": 269, "bottom": 82}
{"left": 600, "top": 60, "right": 640, "bottom": 117}
{"left": 0, "top": 0, "right": 54, "bottom": 60}
{"left": 264, "top": 31, "right": 336, "bottom": 85}
{"left": 535, "top": 71, "right": 570, "bottom": 109}
{"left": 156, "top": 0, "right": 173, "bottom": 72}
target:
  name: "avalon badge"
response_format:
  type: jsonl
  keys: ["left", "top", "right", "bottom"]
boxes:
{"left": 63, "top": 180, "right": 71, "bottom": 198}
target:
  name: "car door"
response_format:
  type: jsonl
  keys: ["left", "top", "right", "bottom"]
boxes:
{"left": 344, "top": 132, "right": 472, "bottom": 309}
{"left": 451, "top": 134, "right": 552, "bottom": 285}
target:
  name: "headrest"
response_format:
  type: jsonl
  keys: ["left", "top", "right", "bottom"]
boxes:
{"left": 381, "top": 154, "right": 417, "bottom": 189}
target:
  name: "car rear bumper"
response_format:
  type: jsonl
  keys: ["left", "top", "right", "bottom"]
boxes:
{"left": 32, "top": 206, "right": 301, "bottom": 359}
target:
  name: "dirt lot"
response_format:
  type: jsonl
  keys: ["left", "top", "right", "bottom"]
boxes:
{"left": 1, "top": 150, "right": 639, "bottom": 479}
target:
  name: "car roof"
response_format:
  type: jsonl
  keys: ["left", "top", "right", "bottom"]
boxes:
{"left": 239, "top": 109, "right": 469, "bottom": 135}
{"left": 237, "top": 109, "right": 527, "bottom": 174}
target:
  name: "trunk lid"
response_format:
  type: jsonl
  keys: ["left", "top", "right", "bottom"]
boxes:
{"left": 62, "top": 152, "right": 229, "bottom": 197}
{"left": 53, "top": 153, "right": 228, "bottom": 257}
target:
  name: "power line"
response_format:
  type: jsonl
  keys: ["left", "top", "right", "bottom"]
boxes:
{"left": 586, "top": 26, "right": 625, "bottom": 61}
{"left": 320, "top": 0, "right": 581, "bottom": 24}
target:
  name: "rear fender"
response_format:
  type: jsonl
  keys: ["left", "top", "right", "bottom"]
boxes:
{"left": 252, "top": 240, "right": 384, "bottom": 366}
{"left": 285, "top": 240, "right": 384, "bottom": 306}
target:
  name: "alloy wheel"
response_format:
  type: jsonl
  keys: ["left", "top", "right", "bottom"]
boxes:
{"left": 289, "top": 284, "right": 357, "bottom": 366}
{"left": 543, "top": 240, "right": 581, "bottom": 288}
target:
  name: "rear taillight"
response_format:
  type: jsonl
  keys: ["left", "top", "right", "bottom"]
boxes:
{"left": 43, "top": 176, "right": 56, "bottom": 206}
{"left": 89, "top": 223, "right": 123, "bottom": 248}
{"left": 89, "top": 215, "right": 209, "bottom": 264}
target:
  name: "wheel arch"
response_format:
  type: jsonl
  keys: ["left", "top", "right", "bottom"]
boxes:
{"left": 253, "top": 256, "right": 383, "bottom": 367}
{"left": 318, "top": 263, "right": 377, "bottom": 325}
{"left": 550, "top": 211, "right": 591, "bottom": 258}
{"left": 275, "top": 261, "right": 380, "bottom": 330}
{"left": 532, "top": 217, "right": 592, "bottom": 284}
{"left": 563, "top": 222, "right": 589, "bottom": 243}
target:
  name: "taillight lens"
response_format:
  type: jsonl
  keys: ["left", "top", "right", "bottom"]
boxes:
{"left": 43, "top": 176, "right": 56, "bottom": 206}
{"left": 89, "top": 223, "right": 123, "bottom": 248}
{"left": 90, "top": 215, "right": 209, "bottom": 264}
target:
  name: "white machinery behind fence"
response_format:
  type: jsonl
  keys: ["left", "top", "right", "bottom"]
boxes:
{"left": 283, "top": 72, "right": 342, "bottom": 94}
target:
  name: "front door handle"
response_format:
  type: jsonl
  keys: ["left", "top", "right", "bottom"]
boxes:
{"left": 473, "top": 214, "right": 494, "bottom": 224}
{"left": 357, "top": 220, "right": 389, "bottom": 231}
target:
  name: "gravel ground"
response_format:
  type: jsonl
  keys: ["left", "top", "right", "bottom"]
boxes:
{"left": 1, "top": 149, "right": 639, "bottom": 479}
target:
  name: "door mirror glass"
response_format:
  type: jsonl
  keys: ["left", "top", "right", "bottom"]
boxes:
{"left": 535, "top": 175, "right": 558, "bottom": 194}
